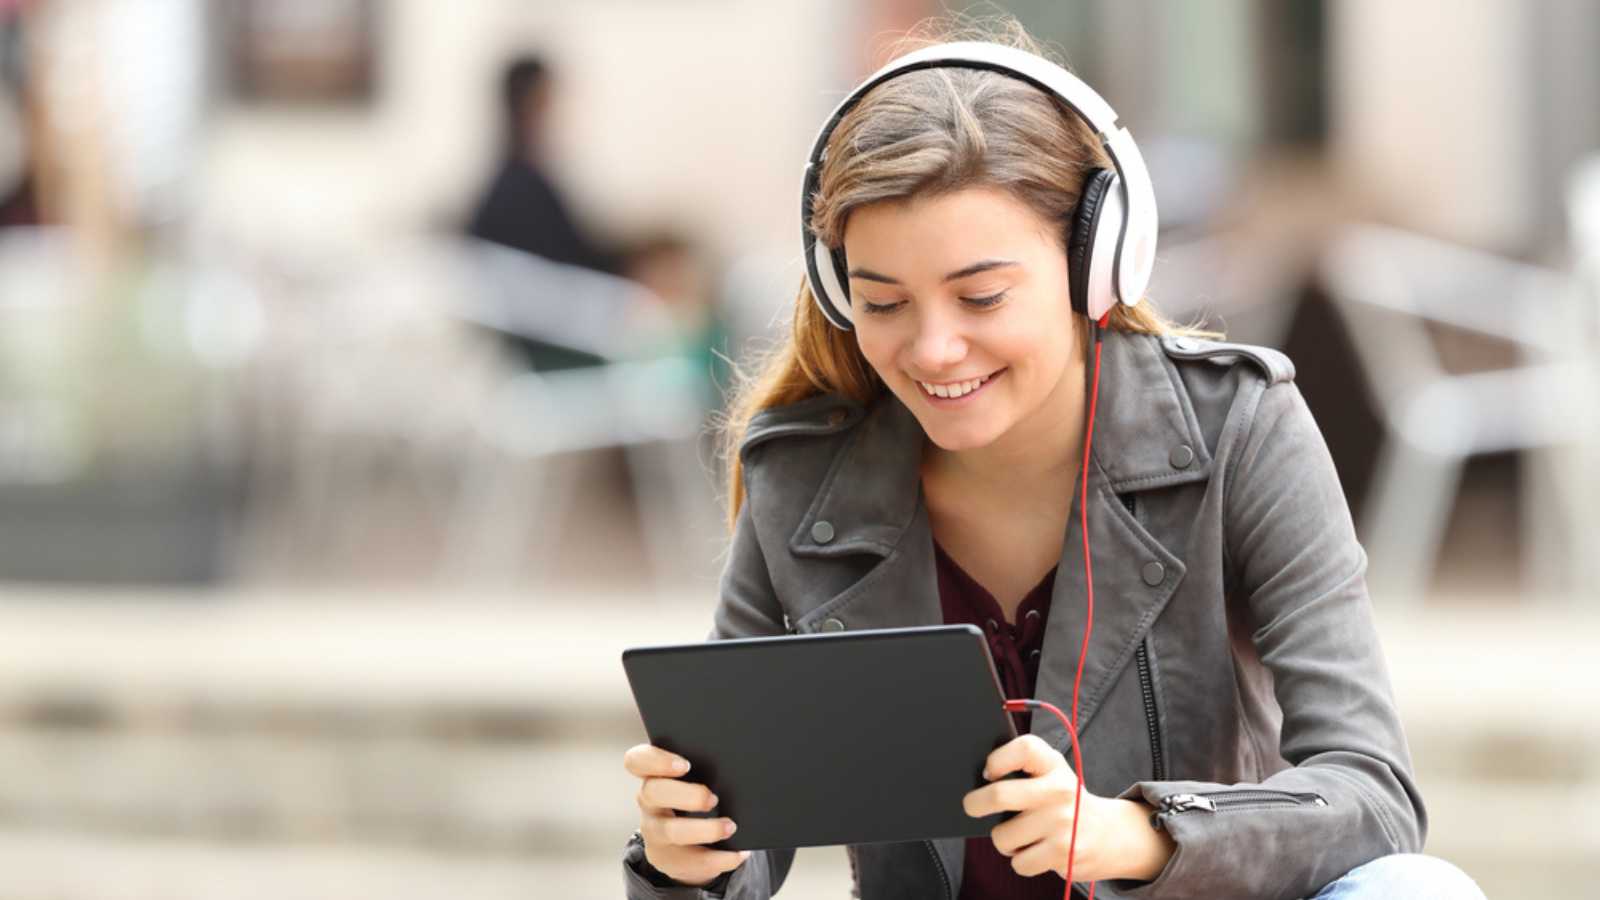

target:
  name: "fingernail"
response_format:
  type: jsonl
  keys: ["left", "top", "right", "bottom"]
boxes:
{"left": 708, "top": 793, "right": 718, "bottom": 806}
{"left": 724, "top": 820, "right": 737, "bottom": 836}
{"left": 739, "top": 850, "right": 751, "bottom": 861}
{"left": 674, "top": 758, "right": 690, "bottom": 773}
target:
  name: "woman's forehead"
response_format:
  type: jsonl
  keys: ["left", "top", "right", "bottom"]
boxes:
{"left": 844, "top": 187, "right": 1052, "bottom": 257}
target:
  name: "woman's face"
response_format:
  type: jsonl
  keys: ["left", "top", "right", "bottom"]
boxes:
{"left": 842, "top": 185, "right": 1083, "bottom": 453}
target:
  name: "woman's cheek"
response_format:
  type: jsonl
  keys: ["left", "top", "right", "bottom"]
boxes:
{"left": 855, "top": 330, "right": 899, "bottom": 382}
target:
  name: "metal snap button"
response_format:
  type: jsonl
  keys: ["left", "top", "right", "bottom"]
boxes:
{"left": 1172, "top": 337, "right": 1198, "bottom": 352}
{"left": 1141, "top": 561, "right": 1166, "bottom": 586}
{"left": 821, "top": 617, "right": 846, "bottom": 632}
{"left": 986, "top": 618, "right": 999, "bottom": 633}
{"left": 1028, "top": 649, "right": 1041, "bottom": 662}
{"left": 1169, "top": 444, "right": 1195, "bottom": 469}
{"left": 1024, "top": 609, "right": 1041, "bottom": 622}
{"left": 810, "top": 520, "right": 835, "bottom": 543}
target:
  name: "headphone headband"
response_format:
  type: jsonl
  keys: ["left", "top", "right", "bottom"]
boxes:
{"left": 801, "top": 41, "right": 1158, "bottom": 329}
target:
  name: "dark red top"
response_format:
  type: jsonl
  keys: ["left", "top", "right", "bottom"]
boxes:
{"left": 933, "top": 538, "right": 1069, "bottom": 900}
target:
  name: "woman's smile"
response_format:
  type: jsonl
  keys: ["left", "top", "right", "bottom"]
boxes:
{"left": 916, "top": 367, "right": 1006, "bottom": 406}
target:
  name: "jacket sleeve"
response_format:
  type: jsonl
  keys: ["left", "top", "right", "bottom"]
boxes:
{"left": 622, "top": 497, "right": 799, "bottom": 900}
{"left": 1104, "top": 378, "right": 1428, "bottom": 900}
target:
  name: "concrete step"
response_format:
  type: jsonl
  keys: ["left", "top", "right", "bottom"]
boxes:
{"left": 0, "top": 817, "right": 1572, "bottom": 900}
{"left": 0, "top": 827, "right": 854, "bottom": 900}
{"left": 0, "top": 591, "right": 1587, "bottom": 899}
{"left": 0, "top": 733, "right": 633, "bottom": 855}
{"left": 2, "top": 715, "right": 1591, "bottom": 858}
{"left": 0, "top": 594, "right": 1589, "bottom": 777}
{"left": 0, "top": 591, "right": 1589, "bottom": 739}
{"left": 0, "top": 718, "right": 1585, "bottom": 894}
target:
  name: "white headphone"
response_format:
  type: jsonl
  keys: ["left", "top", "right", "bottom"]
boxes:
{"left": 800, "top": 41, "right": 1159, "bottom": 330}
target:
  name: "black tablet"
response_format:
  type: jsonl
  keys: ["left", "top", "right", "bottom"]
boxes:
{"left": 621, "top": 623, "right": 1018, "bottom": 851}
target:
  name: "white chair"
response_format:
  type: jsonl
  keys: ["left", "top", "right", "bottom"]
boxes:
{"left": 1558, "top": 156, "right": 1600, "bottom": 597}
{"left": 1318, "top": 224, "right": 1598, "bottom": 606}
{"left": 436, "top": 238, "right": 723, "bottom": 590}
{"left": 238, "top": 236, "right": 723, "bottom": 590}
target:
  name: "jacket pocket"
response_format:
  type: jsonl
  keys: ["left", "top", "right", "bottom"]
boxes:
{"left": 1149, "top": 789, "right": 1328, "bottom": 831}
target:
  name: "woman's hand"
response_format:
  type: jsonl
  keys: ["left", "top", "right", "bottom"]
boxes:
{"left": 624, "top": 743, "right": 751, "bottom": 887}
{"left": 962, "top": 734, "right": 1133, "bottom": 881}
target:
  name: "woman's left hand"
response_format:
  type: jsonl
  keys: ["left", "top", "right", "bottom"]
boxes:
{"left": 962, "top": 734, "right": 1127, "bottom": 881}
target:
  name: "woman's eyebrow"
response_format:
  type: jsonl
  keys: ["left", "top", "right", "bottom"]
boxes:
{"left": 847, "top": 258, "right": 1019, "bottom": 285}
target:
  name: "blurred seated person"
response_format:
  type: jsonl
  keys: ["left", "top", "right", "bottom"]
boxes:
{"left": 467, "top": 54, "right": 624, "bottom": 371}
{"left": 468, "top": 54, "right": 620, "bottom": 273}
{"left": 1, "top": 17, "right": 40, "bottom": 230}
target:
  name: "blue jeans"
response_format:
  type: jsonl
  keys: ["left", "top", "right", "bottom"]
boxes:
{"left": 1310, "top": 853, "right": 1487, "bottom": 899}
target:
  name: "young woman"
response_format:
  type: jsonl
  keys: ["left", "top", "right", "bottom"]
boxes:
{"left": 623, "top": 19, "right": 1486, "bottom": 900}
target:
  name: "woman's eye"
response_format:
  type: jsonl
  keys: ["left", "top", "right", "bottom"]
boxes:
{"left": 860, "top": 300, "right": 903, "bottom": 315}
{"left": 858, "top": 291, "right": 1005, "bottom": 315}
{"left": 962, "top": 291, "right": 1008, "bottom": 308}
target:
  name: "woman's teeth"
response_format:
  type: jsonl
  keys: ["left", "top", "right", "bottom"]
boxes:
{"left": 918, "top": 372, "right": 992, "bottom": 399}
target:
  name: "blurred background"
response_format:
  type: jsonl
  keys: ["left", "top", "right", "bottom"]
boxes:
{"left": 0, "top": 0, "right": 1595, "bottom": 896}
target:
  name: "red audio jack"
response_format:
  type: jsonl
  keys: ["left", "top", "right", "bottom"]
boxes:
{"left": 1001, "top": 699, "right": 1088, "bottom": 899}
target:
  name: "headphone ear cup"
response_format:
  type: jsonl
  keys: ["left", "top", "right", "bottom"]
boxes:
{"left": 1067, "top": 168, "right": 1118, "bottom": 318}
{"left": 807, "top": 235, "right": 854, "bottom": 329}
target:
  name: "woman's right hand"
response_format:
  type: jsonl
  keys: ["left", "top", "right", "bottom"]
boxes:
{"left": 625, "top": 743, "right": 751, "bottom": 888}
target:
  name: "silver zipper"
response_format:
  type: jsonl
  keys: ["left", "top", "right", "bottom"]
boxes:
{"left": 1135, "top": 639, "right": 1166, "bottom": 781}
{"left": 1151, "top": 790, "right": 1327, "bottom": 830}
{"left": 923, "top": 840, "right": 953, "bottom": 899}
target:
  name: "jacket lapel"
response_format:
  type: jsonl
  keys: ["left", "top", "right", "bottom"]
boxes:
{"left": 790, "top": 395, "right": 943, "bottom": 634}
{"left": 1029, "top": 331, "right": 1210, "bottom": 757}
{"left": 1090, "top": 327, "right": 1216, "bottom": 492}
{"left": 1026, "top": 457, "right": 1185, "bottom": 756}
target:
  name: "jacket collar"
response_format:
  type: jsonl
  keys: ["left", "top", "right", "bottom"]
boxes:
{"left": 789, "top": 328, "right": 1213, "bottom": 560}
{"left": 1088, "top": 326, "right": 1216, "bottom": 491}
{"left": 785, "top": 387, "right": 926, "bottom": 560}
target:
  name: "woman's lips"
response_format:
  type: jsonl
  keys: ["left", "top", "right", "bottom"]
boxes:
{"left": 918, "top": 368, "right": 1005, "bottom": 406}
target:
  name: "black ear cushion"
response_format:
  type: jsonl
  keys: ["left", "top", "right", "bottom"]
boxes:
{"left": 1068, "top": 168, "right": 1115, "bottom": 316}
{"left": 829, "top": 246, "right": 851, "bottom": 316}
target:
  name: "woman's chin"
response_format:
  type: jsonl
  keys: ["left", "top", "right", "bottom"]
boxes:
{"left": 919, "top": 420, "right": 1001, "bottom": 453}
{"left": 890, "top": 386, "right": 1007, "bottom": 451}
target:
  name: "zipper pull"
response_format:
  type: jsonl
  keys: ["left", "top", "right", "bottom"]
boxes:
{"left": 1161, "top": 793, "right": 1217, "bottom": 813}
{"left": 1149, "top": 793, "right": 1215, "bottom": 831}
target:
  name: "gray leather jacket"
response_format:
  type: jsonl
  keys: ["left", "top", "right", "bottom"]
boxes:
{"left": 623, "top": 329, "right": 1427, "bottom": 899}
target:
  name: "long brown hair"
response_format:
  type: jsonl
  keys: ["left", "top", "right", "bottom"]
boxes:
{"left": 718, "top": 14, "right": 1216, "bottom": 528}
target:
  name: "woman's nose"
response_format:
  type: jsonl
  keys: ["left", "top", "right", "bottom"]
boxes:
{"left": 910, "top": 317, "right": 967, "bottom": 372}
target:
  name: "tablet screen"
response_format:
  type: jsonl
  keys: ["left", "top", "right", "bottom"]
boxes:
{"left": 622, "top": 624, "right": 1018, "bottom": 850}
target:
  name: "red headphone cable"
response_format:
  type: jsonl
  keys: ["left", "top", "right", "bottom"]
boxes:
{"left": 1002, "top": 310, "right": 1108, "bottom": 900}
